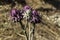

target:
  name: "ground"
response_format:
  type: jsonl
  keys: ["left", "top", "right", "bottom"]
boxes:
{"left": 0, "top": 0, "right": 60, "bottom": 40}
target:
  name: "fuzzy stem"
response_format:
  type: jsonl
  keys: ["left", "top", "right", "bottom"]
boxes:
{"left": 32, "top": 23, "right": 35, "bottom": 40}
{"left": 25, "top": 19, "right": 28, "bottom": 40}
{"left": 29, "top": 22, "right": 30, "bottom": 40}
{"left": 19, "top": 20, "right": 28, "bottom": 40}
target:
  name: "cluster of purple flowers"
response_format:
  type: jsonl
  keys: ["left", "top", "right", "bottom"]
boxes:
{"left": 10, "top": 9, "right": 23, "bottom": 22}
{"left": 30, "top": 10, "right": 40, "bottom": 23}
{"left": 10, "top": 6, "right": 40, "bottom": 23}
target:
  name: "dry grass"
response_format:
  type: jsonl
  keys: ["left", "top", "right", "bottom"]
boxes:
{"left": 0, "top": 0, "right": 60, "bottom": 40}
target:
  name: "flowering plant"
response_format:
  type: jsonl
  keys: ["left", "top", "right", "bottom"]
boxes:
{"left": 10, "top": 5, "right": 40, "bottom": 40}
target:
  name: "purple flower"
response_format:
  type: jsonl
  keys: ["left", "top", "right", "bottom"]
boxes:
{"left": 23, "top": 5, "right": 32, "bottom": 11}
{"left": 10, "top": 9, "right": 17, "bottom": 17}
{"left": 22, "top": 5, "right": 32, "bottom": 20}
{"left": 32, "top": 10, "right": 39, "bottom": 16}
{"left": 30, "top": 16, "right": 38, "bottom": 23}
{"left": 30, "top": 10, "right": 40, "bottom": 23}
{"left": 10, "top": 9, "right": 23, "bottom": 22}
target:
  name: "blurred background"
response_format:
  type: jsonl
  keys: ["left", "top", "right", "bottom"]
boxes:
{"left": 0, "top": 0, "right": 60, "bottom": 40}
